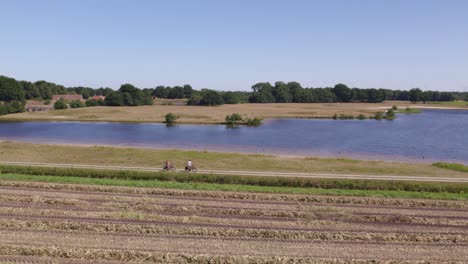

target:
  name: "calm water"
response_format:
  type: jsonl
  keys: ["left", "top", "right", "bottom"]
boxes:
{"left": 0, "top": 109, "right": 467, "bottom": 163}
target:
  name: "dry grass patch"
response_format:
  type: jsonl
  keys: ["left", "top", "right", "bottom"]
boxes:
{"left": 1, "top": 141, "right": 467, "bottom": 177}
{"left": 2, "top": 101, "right": 463, "bottom": 124}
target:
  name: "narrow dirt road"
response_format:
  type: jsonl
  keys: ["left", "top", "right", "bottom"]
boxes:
{"left": 1, "top": 161, "right": 467, "bottom": 183}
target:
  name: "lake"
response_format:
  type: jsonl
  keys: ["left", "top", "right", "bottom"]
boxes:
{"left": 0, "top": 109, "right": 467, "bottom": 163}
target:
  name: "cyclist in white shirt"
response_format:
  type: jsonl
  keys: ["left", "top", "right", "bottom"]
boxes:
{"left": 186, "top": 160, "right": 193, "bottom": 171}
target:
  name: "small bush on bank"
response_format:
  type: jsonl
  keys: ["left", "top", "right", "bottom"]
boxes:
{"left": 165, "top": 113, "right": 178, "bottom": 124}
{"left": 357, "top": 114, "right": 367, "bottom": 120}
{"left": 400, "top": 107, "right": 422, "bottom": 114}
{"left": 374, "top": 112, "right": 384, "bottom": 120}
{"left": 53, "top": 99, "right": 68, "bottom": 110}
{"left": 392, "top": 105, "right": 398, "bottom": 110}
{"left": 385, "top": 109, "right": 396, "bottom": 120}
{"left": 332, "top": 114, "right": 356, "bottom": 120}
{"left": 245, "top": 117, "right": 263, "bottom": 126}
{"left": 225, "top": 113, "right": 243, "bottom": 125}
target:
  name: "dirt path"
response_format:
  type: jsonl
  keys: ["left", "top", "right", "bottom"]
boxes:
{"left": 2, "top": 161, "right": 468, "bottom": 183}
{"left": 0, "top": 181, "right": 466, "bottom": 263}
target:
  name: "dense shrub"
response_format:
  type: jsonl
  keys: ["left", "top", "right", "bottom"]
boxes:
{"left": 357, "top": 114, "right": 367, "bottom": 120}
{"left": 105, "top": 92, "right": 124, "bottom": 106}
{"left": 70, "top": 100, "right": 86, "bottom": 108}
{"left": 374, "top": 112, "right": 384, "bottom": 120}
{"left": 199, "top": 90, "right": 224, "bottom": 106}
{"left": 225, "top": 113, "right": 243, "bottom": 125}
{"left": 385, "top": 109, "right": 396, "bottom": 120}
{"left": 0, "top": 101, "right": 25, "bottom": 116}
{"left": 222, "top": 92, "right": 241, "bottom": 104}
{"left": 165, "top": 113, "right": 178, "bottom": 124}
{"left": 53, "top": 99, "right": 68, "bottom": 109}
{"left": 85, "top": 99, "right": 106, "bottom": 107}
{"left": 245, "top": 117, "right": 263, "bottom": 126}
{"left": 85, "top": 99, "right": 98, "bottom": 107}
{"left": 332, "top": 114, "right": 355, "bottom": 120}
{"left": 187, "top": 93, "right": 203, "bottom": 105}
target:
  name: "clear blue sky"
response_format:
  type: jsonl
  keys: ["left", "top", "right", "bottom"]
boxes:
{"left": 1, "top": 0, "right": 467, "bottom": 91}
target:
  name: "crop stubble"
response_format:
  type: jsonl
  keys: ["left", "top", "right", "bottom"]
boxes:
{"left": 0, "top": 181, "right": 466, "bottom": 263}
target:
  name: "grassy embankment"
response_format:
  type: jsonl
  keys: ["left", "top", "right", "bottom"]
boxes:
{"left": 1, "top": 142, "right": 467, "bottom": 177}
{"left": 1, "top": 142, "right": 467, "bottom": 200}
{"left": 396, "top": 107, "right": 422, "bottom": 114}
{"left": 1, "top": 101, "right": 464, "bottom": 124}
{"left": 428, "top": 101, "right": 468, "bottom": 107}
{"left": 0, "top": 167, "right": 467, "bottom": 200}
{"left": 433, "top": 162, "right": 468, "bottom": 173}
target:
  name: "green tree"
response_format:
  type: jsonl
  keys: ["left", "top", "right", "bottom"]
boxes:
{"left": 167, "top": 86, "right": 185, "bottom": 99}
{"left": 249, "top": 82, "right": 276, "bottom": 103}
{"left": 273, "top": 82, "right": 292, "bottom": 103}
{"left": 409, "top": 88, "right": 422, "bottom": 102}
{"left": 153, "top": 86, "right": 168, "bottom": 98}
{"left": 223, "top": 92, "right": 240, "bottom": 104}
{"left": 0, "top": 76, "right": 25, "bottom": 102}
{"left": 183, "top": 84, "right": 193, "bottom": 98}
{"left": 20, "top": 81, "right": 40, "bottom": 99}
{"left": 287, "top": 82, "right": 303, "bottom": 102}
{"left": 315, "top": 88, "right": 337, "bottom": 103}
{"left": 54, "top": 99, "right": 68, "bottom": 109}
{"left": 85, "top": 99, "right": 99, "bottom": 107}
{"left": 367, "top": 89, "right": 385, "bottom": 103}
{"left": 105, "top": 92, "right": 124, "bottom": 106}
{"left": 70, "top": 100, "right": 86, "bottom": 108}
{"left": 187, "top": 93, "right": 203, "bottom": 105}
{"left": 122, "top": 92, "right": 135, "bottom": 106}
{"left": 332, "top": 84, "right": 352, "bottom": 102}
{"left": 199, "top": 90, "right": 224, "bottom": 106}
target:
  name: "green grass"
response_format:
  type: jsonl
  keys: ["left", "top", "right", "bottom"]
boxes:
{"left": 433, "top": 162, "right": 468, "bottom": 173}
{"left": 0, "top": 173, "right": 466, "bottom": 200}
{"left": 397, "top": 107, "right": 422, "bottom": 114}
{"left": 428, "top": 101, "right": 468, "bottom": 107}
{"left": 0, "top": 165, "right": 467, "bottom": 195}
{"left": 2, "top": 141, "right": 467, "bottom": 178}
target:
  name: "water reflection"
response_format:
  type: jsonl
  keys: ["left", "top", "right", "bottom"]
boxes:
{"left": 0, "top": 109, "right": 467, "bottom": 163}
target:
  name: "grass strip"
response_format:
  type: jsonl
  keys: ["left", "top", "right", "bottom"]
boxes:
{"left": 433, "top": 162, "right": 468, "bottom": 173}
{"left": 0, "top": 173, "right": 467, "bottom": 200}
{"left": 0, "top": 164, "right": 467, "bottom": 195}
{"left": 397, "top": 108, "right": 422, "bottom": 114}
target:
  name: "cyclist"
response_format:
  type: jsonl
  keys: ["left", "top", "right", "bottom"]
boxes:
{"left": 186, "top": 160, "right": 193, "bottom": 171}
{"left": 164, "top": 160, "right": 172, "bottom": 170}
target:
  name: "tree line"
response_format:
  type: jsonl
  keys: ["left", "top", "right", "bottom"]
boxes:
{"left": 248, "top": 82, "right": 459, "bottom": 104}
{"left": 1, "top": 75, "right": 467, "bottom": 115}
